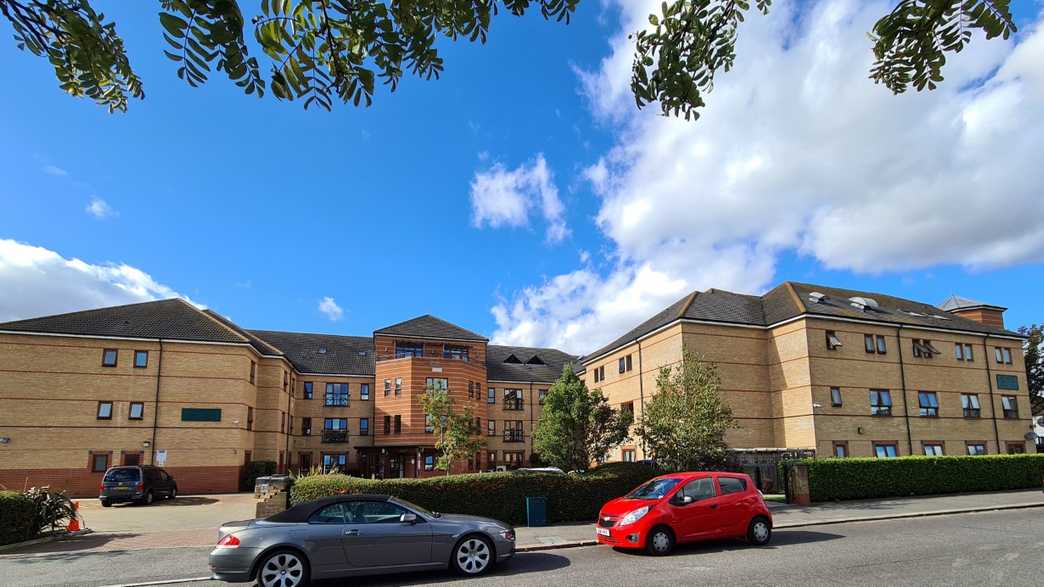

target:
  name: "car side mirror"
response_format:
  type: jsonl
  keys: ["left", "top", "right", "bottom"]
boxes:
{"left": 400, "top": 513, "right": 418, "bottom": 525}
{"left": 671, "top": 495, "right": 693, "bottom": 506}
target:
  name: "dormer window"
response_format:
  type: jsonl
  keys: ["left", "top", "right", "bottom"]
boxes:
{"left": 504, "top": 354, "right": 522, "bottom": 364}
{"left": 525, "top": 355, "right": 545, "bottom": 365}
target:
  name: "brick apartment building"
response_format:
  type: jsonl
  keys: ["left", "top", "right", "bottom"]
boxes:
{"left": 579, "top": 283, "right": 1035, "bottom": 462}
{"left": 0, "top": 281, "right": 1035, "bottom": 495}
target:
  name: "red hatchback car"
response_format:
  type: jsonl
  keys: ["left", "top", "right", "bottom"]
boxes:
{"left": 596, "top": 471, "right": 772, "bottom": 555}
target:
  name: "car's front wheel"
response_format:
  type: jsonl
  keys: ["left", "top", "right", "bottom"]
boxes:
{"left": 645, "top": 526, "right": 674, "bottom": 556}
{"left": 451, "top": 535, "right": 494, "bottom": 576}
{"left": 168, "top": 487, "right": 177, "bottom": 500}
{"left": 257, "top": 550, "right": 309, "bottom": 587}
{"left": 747, "top": 516, "right": 772, "bottom": 546}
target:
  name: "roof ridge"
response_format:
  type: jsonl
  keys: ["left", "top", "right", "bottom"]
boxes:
{"left": 191, "top": 305, "right": 249, "bottom": 343}
{"left": 781, "top": 281, "right": 807, "bottom": 315}
{"left": 677, "top": 289, "right": 700, "bottom": 320}
{"left": 248, "top": 328, "right": 372, "bottom": 341}
{"left": 0, "top": 297, "right": 182, "bottom": 327}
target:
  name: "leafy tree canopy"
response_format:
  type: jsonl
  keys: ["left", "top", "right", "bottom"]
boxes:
{"left": 1018, "top": 324, "right": 1043, "bottom": 415}
{"left": 420, "top": 388, "right": 484, "bottom": 475}
{"left": 0, "top": 0, "right": 1017, "bottom": 114}
{"left": 637, "top": 351, "right": 735, "bottom": 471}
{"left": 533, "top": 363, "right": 632, "bottom": 471}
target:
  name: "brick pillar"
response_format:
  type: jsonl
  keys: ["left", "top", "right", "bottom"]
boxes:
{"left": 787, "top": 463, "right": 811, "bottom": 506}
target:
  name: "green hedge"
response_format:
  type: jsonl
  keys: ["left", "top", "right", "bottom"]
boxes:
{"left": 291, "top": 462, "right": 661, "bottom": 525}
{"left": 0, "top": 491, "right": 38, "bottom": 546}
{"left": 802, "top": 454, "right": 1044, "bottom": 502}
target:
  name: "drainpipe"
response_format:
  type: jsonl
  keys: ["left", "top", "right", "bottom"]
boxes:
{"left": 983, "top": 335, "right": 1002, "bottom": 452}
{"left": 284, "top": 374, "right": 292, "bottom": 473}
{"left": 528, "top": 381, "right": 534, "bottom": 464}
{"left": 636, "top": 339, "right": 646, "bottom": 456}
{"left": 896, "top": 326, "right": 914, "bottom": 455}
{"left": 150, "top": 339, "right": 163, "bottom": 465}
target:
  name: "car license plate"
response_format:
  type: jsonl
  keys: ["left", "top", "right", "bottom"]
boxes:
{"left": 596, "top": 527, "right": 610, "bottom": 537}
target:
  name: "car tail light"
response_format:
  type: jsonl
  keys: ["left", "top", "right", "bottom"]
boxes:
{"left": 500, "top": 529, "right": 516, "bottom": 542}
{"left": 99, "top": 483, "right": 104, "bottom": 492}
{"left": 136, "top": 482, "right": 144, "bottom": 491}
{"left": 216, "top": 534, "right": 240, "bottom": 548}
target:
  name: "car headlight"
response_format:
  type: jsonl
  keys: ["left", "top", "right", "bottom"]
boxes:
{"left": 618, "top": 506, "right": 650, "bottom": 526}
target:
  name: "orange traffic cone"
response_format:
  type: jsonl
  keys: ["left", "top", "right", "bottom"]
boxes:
{"left": 66, "top": 500, "right": 81, "bottom": 532}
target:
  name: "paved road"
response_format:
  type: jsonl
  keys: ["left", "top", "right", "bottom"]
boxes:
{"left": 2, "top": 508, "right": 1041, "bottom": 586}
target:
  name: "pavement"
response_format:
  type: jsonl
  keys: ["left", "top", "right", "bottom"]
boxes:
{"left": 0, "top": 488, "right": 1040, "bottom": 558}
{"left": 2, "top": 507, "right": 1042, "bottom": 586}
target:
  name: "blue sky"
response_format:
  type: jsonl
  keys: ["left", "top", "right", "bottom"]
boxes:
{"left": 1, "top": 1, "right": 1042, "bottom": 354}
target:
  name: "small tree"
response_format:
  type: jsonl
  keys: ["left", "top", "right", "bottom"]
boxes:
{"left": 534, "top": 364, "right": 632, "bottom": 472}
{"left": 420, "top": 389, "right": 484, "bottom": 475}
{"left": 1019, "top": 324, "right": 1043, "bottom": 415}
{"left": 637, "top": 352, "right": 736, "bottom": 471}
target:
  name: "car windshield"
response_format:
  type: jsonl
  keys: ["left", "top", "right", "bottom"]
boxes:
{"left": 103, "top": 468, "right": 140, "bottom": 483}
{"left": 626, "top": 477, "right": 681, "bottom": 500}
{"left": 393, "top": 497, "right": 438, "bottom": 518}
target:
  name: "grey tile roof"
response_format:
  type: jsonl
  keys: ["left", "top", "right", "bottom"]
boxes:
{"left": 486, "top": 344, "right": 579, "bottom": 383}
{"left": 938, "top": 294, "right": 1004, "bottom": 311}
{"left": 374, "top": 315, "right": 487, "bottom": 341}
{"left": 249, "top": 330, "right": 376, "bottom": 375}
{"left": 0, "top": 298, "right": 247, "bottom": 343}
{"left": 204, "top": 310, "right": 284, "bottom": 356}
{"left": 583, "top": 281, "right": 1019, "bottom": 363}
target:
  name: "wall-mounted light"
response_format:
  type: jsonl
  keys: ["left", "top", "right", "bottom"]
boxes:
{"left": 142, "top": 440, "right": 151, "bottom": 448}
{"left": 857, "top": 427, "right": 865, "bottom": 435}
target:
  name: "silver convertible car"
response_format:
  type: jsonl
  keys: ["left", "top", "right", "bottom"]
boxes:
{"left": 208, "top": 494, "right": 515, "bottom": 586}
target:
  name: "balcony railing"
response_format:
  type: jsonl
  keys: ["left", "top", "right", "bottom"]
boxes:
{"left": 503, "top": 430, "right": 524, "bottom": 443}
{"left": 322, "top": 429, "right": 349, "bottom": 443}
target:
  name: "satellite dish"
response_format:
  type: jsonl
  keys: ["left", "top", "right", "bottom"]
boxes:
{"left": 1025, "top": 431, "right": 1039, "bottom": 442}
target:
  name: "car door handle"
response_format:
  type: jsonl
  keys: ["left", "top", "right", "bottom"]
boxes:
{"left": 709, "top": 504, "right": 719, "bottom": 509}
{"left": 343, "top": 529, "right": 359, "bottom": 536}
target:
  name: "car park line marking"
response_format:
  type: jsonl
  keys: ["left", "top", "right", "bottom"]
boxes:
{"left": 99, "top": 577, "right": 212, "bottom": 587}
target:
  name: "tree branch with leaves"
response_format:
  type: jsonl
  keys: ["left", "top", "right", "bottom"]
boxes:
{"left": 420, "top": 387, "right": 484, "bottom": 475}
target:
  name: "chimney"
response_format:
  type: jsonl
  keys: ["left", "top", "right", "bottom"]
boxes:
{"left": 939, "top": 295, "right": 1006, "bottom": 329}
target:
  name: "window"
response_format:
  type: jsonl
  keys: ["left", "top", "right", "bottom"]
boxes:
{"left": 247, "top": 407, "right": 254, "bottom": 431}
{"left": 1001, "top": 396, "right": 1018, "bottom": 419}
{"left": 97, "top": 401, "right": 113, "bottom": 420}
{"left": 128, "top": 402, "right": 144, "bottom": 420}
{"left": 504, "top": 389, "right": 523, "bottom": 410}
{"left": 474, "top": 417, "right": 481, "bottom": 434}
{"left": 443, "top": 344, "right": 470, "bottom": 361}
{"left": 873, "top": 442, "right": 898, "bottom": 458}
{"left": 503, "top": 451, "right": 525, "bottom": 468}
{"left": 593, "top": 365, "right": 606, "bottom": 382}
{"left": 301, "top": 417, "right": 311, "bottom": 436}
{"left": 1006, "top": 442, "right": 1026, "bottom": 454}
{"left": 283, "top": 372, "right": 288, "bottom": 391}
{"left": 718, "top": 476, "right": 747, "bottom": 495}
{"left": 504, "top": 420, "right": 524, "bottom": 442}
{"left": 394, "top": 415, "right": 401, "bottom": 434}
{"left": 912, "top": 339, "right": 940, "bottom": 358}
{"left": 966, "top": 443, "right": 987, "bottom": 456}
{"left": 917, "top": 392, "right": 939, "bottom": 417}
{"left": 487, "top": 387, "right": 496, "bottom": 404}
{"left": 996, "top": 374, "right": 1019, "bottom": 390}
{"left": 320, "top": 453, "right": 347, "bottom": 473}
{"left": 626, "top": 354, "right": 633, "bottom": 371}
{"left": 864, "top": 335, "right": 886, "bottom": 354}
{"left": 487, "top": 420, "right": 496, "bottom": 436}
{"left": 622, "top": 448, "right": 636, "bottom": 462}
{"left": 134, "top": 350, "right": 148, "bottom": 368}
{"left": 122, "top": 452, "right": 142, "bottom": 466}
{"left": 249, "top": 361, "right": 256, "bottom": 384}
{"left": 424, "top": 454, "right": 435, "bottom": 471}
{"left": 102, "top": 348, "right": 118, "bottom": 367}
{"left": 90, "top": 452, "right": 111, "bottom": 472}
{"left": 325, "top": 383, "right": 349, "bottom": 406}
{"left": 426, "top": 377, "right": 448, "bottom": 392}
{"left": 995, "top": 347, "right": 1013, "bottom": 365}
{"left": 359, "top": 417, "right": 369, "bottom": 436}
{"left": 324, "top": 417, "right": 347, "bottom": 430}
{"left": 395, "top": 341, "right": 424, "bottom": 358}
{"left": 383, "top": 379, "right": 391, "bottom": 396}
{"left": 922, "top": 442, "right": 944, "bottom": 456}
{"left": 475, "top": 382, "right": 481, "bottom": 399}
{"left": 677, "top": 477, "right": 716, "bottom": 502}
{"left": 181, "top": 408, "right": 221, "bottom": 422}
{"left": 619, "top": 357, "right": 626, "bottom": 374}
{"left": 425, "top": 414, "right": 434, "bottom": 433}
{"left": 383, "top": 415, "right": 391, "bottom": 435}
{"left": 876, "top": 335, "right": 887, "bottom": 354}
{"left": 618, "top": 355, "right": 633, "bottom": 373}
{"left": 830, "top": 387, "right": 843, "bottom": 407}
{"left": 395, "top": 378, "right": 402, "bottom": 396}
{"left": 280, "top": 411, "right": 285, "bottom": 433}
{"left": 468, "top": 381, "right": 474, "bottom": 399}
{"left": 538, "top": 389, "right": 548, "bottom": 405}
{"left": 832, "top": 441, "right": 848, "bottom": 458}
{"left": 869, "top": 389, "right": 892, "bottom": 416}
{"left": 303, "top": 382, "right": 313, "bottom": 399}
{"left": 825, "top": 330, "right": 843, "bottom": 350}
{"left": 621, "top": 401, "right": 634, "bottom": 420}
{"left": 864, "top": 334, "right": 874, "bottom": 353}
{"left": 954, "top": 343, "right": 974, "bottom": 361}
{"left": 961, "top": 394, "right": 981, "bottom": 418}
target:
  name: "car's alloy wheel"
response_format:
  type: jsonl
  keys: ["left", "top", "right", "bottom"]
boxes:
{"left": 259, "top": 552, "right": 306, "bottom": 587}
{"left": 748, "top": 518, "right": 771, "bottom": 545}
{"left": 454, "top": 537, "right": 492, "bottom": 575}
{"left": 647, "top": 528, "right": 673, "bottom": 556}
{"left": 144, "top": 491, "right": 153, "bottom": 505}
{"left": 168, "top": 488, "right": 177, "bottom": 500}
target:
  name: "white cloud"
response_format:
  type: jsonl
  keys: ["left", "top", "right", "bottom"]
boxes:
{"left": 85, "top": 197, "right": 116, "bottom": 219}
{"left": 492, "top": 0, "right": 1044, "bottom": 354}
{"left": 0, "top": 239, "right": 188, "bottom": 322}
{"left": 318, "top": 296, "right": 344, "bottom": 321}
{"left": 470, "top": 154, "right": 570, "bottom": 243}
{"left": 42, "top": 165, "right": 68, "bottom": 177}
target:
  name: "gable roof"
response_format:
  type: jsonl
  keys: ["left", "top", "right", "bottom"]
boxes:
{"left": 0, "top": 298, "right": 247, "bottom": 344}
{"left": 486, "top": 344, "right": 579, "bottom": 383}
{"left": 582, "top": 281, "right": 1019, "bottom": 364}
{"left": 938, "top": 294, "right": 1006, "bottom": 312}
{"left": 374, "top": 315, "right": 487, "bottom": 342}
{"left": 249, "top": 330, "right": 375, "bottom": 375}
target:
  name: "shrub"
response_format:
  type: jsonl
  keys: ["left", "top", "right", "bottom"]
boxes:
{"left": 241, "top": 460, "right": 278, "bottom": 491}
{"left": 0, "top": 491, "right": 38, "bottom": 545}
{"left": 801, "top": 454, "right": 1044, "bottom": 502}
{"left": 291, "top": 462, "right": 662, "bottom": 525}
{"left": 23, "top": 487, "right": 75, "bottom": 534}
